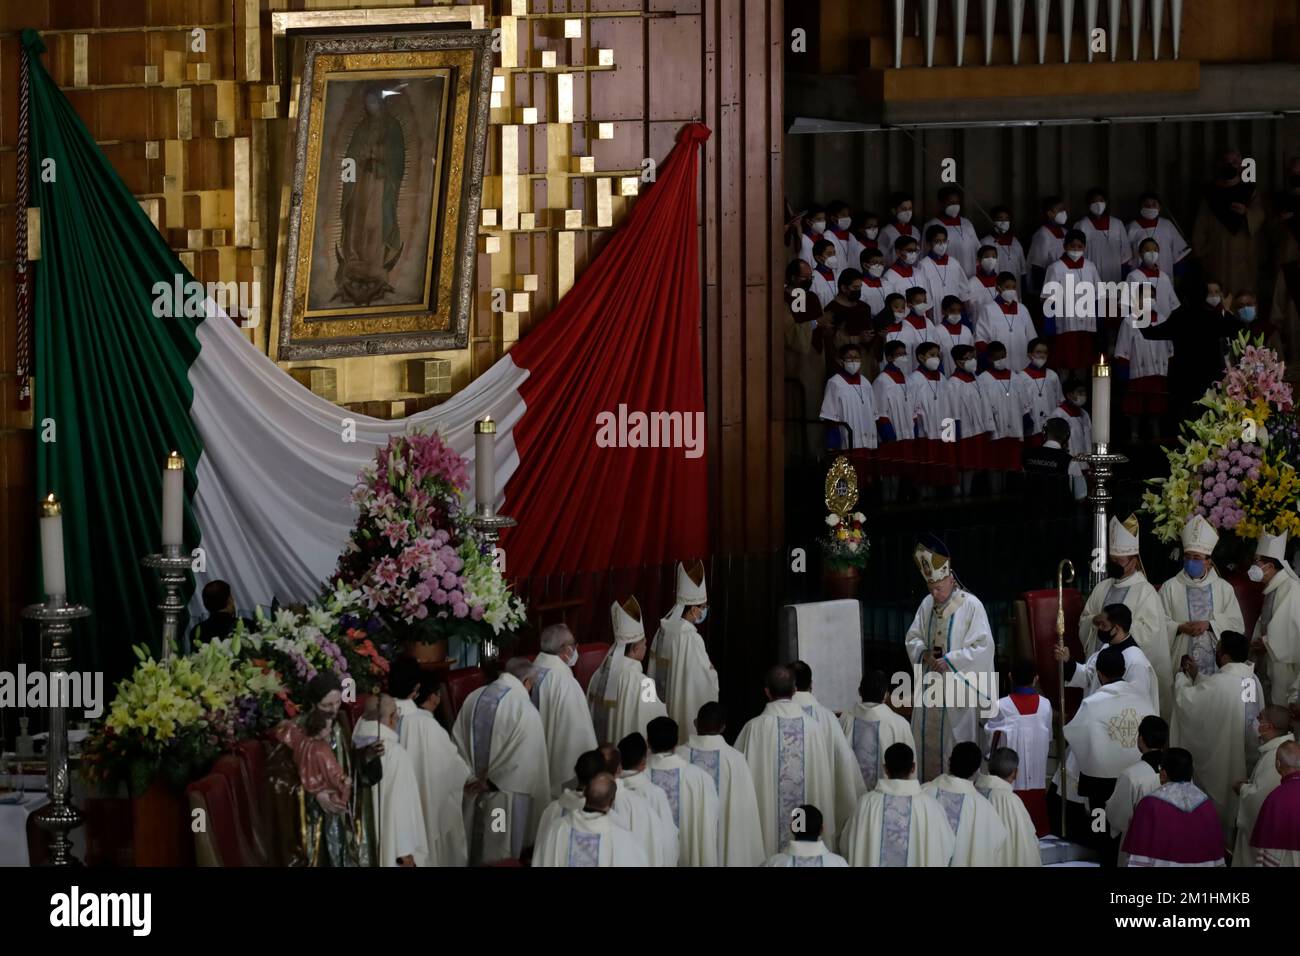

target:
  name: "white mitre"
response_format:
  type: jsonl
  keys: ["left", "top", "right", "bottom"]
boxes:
{"left": 1256, "top": 531, "right": 1289, "bottom": 564}
{"left": 676, "top": 560, "right": 707, "bottom": 606}
{"left": 601, "top": 597, "right": 645, "bottom": 705}
{"left": 1181, "top": 514, "right": 1219, "bottom": 555}
{"left": 913, "top": 541, "right": 951, "bottom": 584}
{"left": 1108, "top": 513, "right": 1140, "bottom": 557}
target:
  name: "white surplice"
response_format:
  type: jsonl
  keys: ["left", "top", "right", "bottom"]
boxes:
{"left": 982, "top": 694, "right": 1053, "bottom": 792}
{"left": 1064, "top": 680, "right": 1157, "bottom": 792}
{"left": 793, "top": 690, "right": 867, "bottom": 828}
{"left": 839, "top": 701, "right": 916, "bottom": 792}
{"left": 648, "top": 616, "right": 720, "bottom": 733}
{"left": 974, "top": 774, "right": 1041, "bottom": 866}
{"left": 839, "top": 777, "right": 956, "bottom": 867}
{"left": 453, "top": 672, "right": 552, "bottom": 864}
{"left": 648, "top": 751, "right": 720, "bottom": 867}
{"left": 531, "top": 652, "right": 598, "bottom": 797}
{"left": 353, "top": 718, "right": 429, "bottom": 867}
{"left": 1105, "top": 756, "right": 1161, "bottom": 864}
{"left": 531, "top": 808, "right": 648, "bottom": 867}
{"left": 1255, "top": 570, "right": 1300, "bottom": 705}
{"left": 394, "top": 697, "right": 469, "bottom": 867}
{"left": 1159, "top": 568, "right": 1245, "bottom": 677}
{"left": 1080, "top": 571, "right": 1172, "bottom": 719}
{"left": 762, "top": 840, "right": 849, "bottom": 867}
{"left": 1064, "top": 638, "right": 1158, "bottom": 716}
{"left": 735, "top": 698, "right": 841, "bottom": 856}
{"left": 678, "top": 733, "right": 764, "bottom": 867}
{"left": 922, "top": 774, "right": 1008, "bottom": 866}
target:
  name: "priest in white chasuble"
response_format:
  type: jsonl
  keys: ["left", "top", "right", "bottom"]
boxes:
{"left": 839, "top": 670, "right": 915, "bottom": 792}
{"left": 649, "top": 560, "right": 720, "bottom": 733}
{"left": 1233, "top": 706, "right": 1294, "bottom": 866}
{"left": 1171, "top": 631, "right": 1264, "bottom": 838}
{"left": 615, "top": 735, "right": 679, "bottom": 847}
{"left": 1079, "top": 514, "right": 1172, "bottom": 718}
{"left": 454, "top": 658, "right": 551, "bottom": 865}
{"left": 1249, "top": 532, "right": 1300, "bottom": 705}
{"left": 736, "top": 664, "right": 842, "bottom": 856}
{"left": 532, "top": 773, "right": 649, "bottom": 867}
{"left": 647, "top": 716, "right": 720, "bottom": 866}
{"left": 791, "top": 660, "right": 866, "bottom": 826}
{"left": 840, "top": 742, "right": 955, "bottom": 867}
{"left": 677, "top": 701, "right": 764, "bottom": 867}
{"left": 596, "top": 742, "right": 678, "bottom": 866}
{"left": 387, "top": 659, "right": 470, "bottom": 867}
{"left": 762, "top": 804, "right": 849, "bottom": 867}
{"left": 904, "top": 535, "right": 996, "bottom": 782}
{"left": 922, "top": 742, "right": 1008, "bottom": 866}
{"left": 1160, "top": 516, "right": 1245, "bottom": 677}
{"left": 353, "top": 696, "right": 428, "bottom": 867}
{"left": 975, "top": 748, "right": 1041, "bottom": 866}
{"left": 535, "top": 750, "right": 609, "bottom": 847}
{"left": 588, "top": 597, "right": 668, "bottom": 744}
{"left": 532, "top": 624, "right": 598, "bottom": 796}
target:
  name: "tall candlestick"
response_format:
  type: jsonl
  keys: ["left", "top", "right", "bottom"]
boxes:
{"left": 475, "top": 417, "right": 497, "bottom": 515}
{"left": 162, "top": 450, "right": 184, "bottom": 550}
{"left": 40, "top": 493, "right": 66, "bottom": 598}
{"left": 1092, "top": 356, "right": 1111, "bottom": 447}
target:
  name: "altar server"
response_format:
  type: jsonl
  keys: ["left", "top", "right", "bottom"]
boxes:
{"left": 905, "top": 536, "right": 996, "bottom": 782}
{"left": 823, "top": 199, "right": 862, "bottom": 268}
{"left": 647, "top": 716, "right": 719, "bottom": 867}
{"left": 874, "top": 339, "right": 915, "bottom": 503}
{"left": 1015, "top": 338, "right": 1064, "bottom": 439}
{"left": 677, "top": 702, "right": 764, "bottom": 867}
{"left": 531, "top": 772, "right": 648, "bottom": 867}
{"left": 839, "top": 670, "right": 915, "bottom": 792}
{"left": 840, "top": 742, "right": 956, "bottom": 867}
{"left": 736, "top": 664, "right": 841, "bottom": 856}
{"left": 1046, "top": 379, "right": 1092, "bottom": 500}
{"left": 857, "top": 247, "right": 889, "bottom": 317}
{"left": 947, "top": 344, "right": 988, "bottom": 498}
{"left": 1160, "top": 516, "right": 1245, "bottom": 677}
{"left": 588, "top": 597, "right": 669, "bottom": 743}
{"left": 809, "top": 238, "right": 839, "bottom": 308}
{"left": 909, "top": 341, "right": 955, "bottom": 495}
{"left": 922, "top": 741, "right": 1008, "bottom": 866}
{"left": 879, "top": 191, "right": 921, "bottom": 266}
{"left": 1105, "top": 716, "right": 1167, "bottom": 866}
{"left": 933, "top": 296, "right": 974, "bottom": 376}
{"left": 976, "top": 273, "right": 1034, "bottom": 374}
{"left": 983, "top": 659, "right": 1053, "bottom": 836}
{"left": 976, "top": 341, "right": 1025, "bottom": 493}
{"left": 761, "top": 804, "right": 848, "bottom": 867}
{"left": 964, "top": 244, "right": 1002, "bottom": 315}
{"left": 820, "top": 344, "right": 879, "bottom": 452}
{"left": 1056, "top": 602, "right": 1158, "bottom": 714}
{"left": 1027, "top": 195, "right": 1069, "bottom": 294}
{"left": 1122, "top": 749, "right": 1226, "bottom": 867}
{"left": 1116, "top": 239, "right": 1179, "bottom": 441}
{"left": 882, "top": 237, "right": 926, "bottom": 303}
{"left": 650, "top": 561, "right": 720, "bottom": 731}
{"left": 797, "top": 203, "right": 827, "bottom": 266}
{"left": 1233, "top": 707, "right": 1295, "bottom": 866}
{"left": 881, "top": 291, "right": 931, "bottom": 375}
{"left": 454, "top": 659, "right": 551, "bottom": 864}
{"left": 1075, "top": 186, "right": 1133, "bottom": 282}
{"left": 1249, "top": 740, "right": 1300, "bottom": 867}
{"left": 975, "top": 747, "right": 1042, "bottom": 866}
{"left": 791, "top": 660, "right": 867, "bottom": 829}
{"left": 1041, "top": 230, "right": 1102, "bottom": 374}
{"left": 923, "top": 186, "right": 980, "bottom": 275}
{"left": 981, "top": 206, "right": 1027, "bottom": 287}
{"left": 1248, "top": 532, "right": 1300, "bottom": 706}
{"left": 919, "top": 224, "right": 969, "bottom": 316}
{"left": 1127, "top": 191, "right": 1190, "bottom": 276}
{"left": 532, "top": 624, "right": 599, "bottom": 798}
{"left": 354, "top": 695, "right": 429, "bottom": 867}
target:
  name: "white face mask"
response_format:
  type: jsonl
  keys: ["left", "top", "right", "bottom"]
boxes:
{"left": 1248, "top": 564, "right": 1265, "bottom": 583}
{"left": 565, "top": 647, "right": 579, "bottom": 667}
{"left": 911, "top": 304, "right": 928, "bottom": 317}
{"left": 902, "top": 251, "right": 919, "bottom": 265}
{"left": 1001, "top": 289, "right": 1018, "bottom": 302}
{"left": 822, "top": 255, "right": 838, "bottom": 268}
{"left": 923, "top": 356, "right": 941, "bottom": 371}
{"left": 837, "top": 216, "right": 852, "bottom": 230}
{"left": 866, "top": 264, "right": 885, "bottom": 278}
{"left": 1141, "top": 251, "right": 1159, "bottom": 266}
{"left": 944, "top": 203, "right": 961, "bottom": 218}
{"left": 896, "top": 210, "right": 913, "bottom": 224}
{"left": 843, "top": 360, "right": 861, "bottom": 375}
{"left": 1141, "top": 206, "right": 1160, "bottom": 220}
{"left": 1206, "top": 294, "right": 1222, "bottom": 307}
{"left": 993, "top": 358, "right": 1008, "bottom": 370}
{"left": 1066, "top": 249, "right": 1083, "bottom": 261}
{"left": 994, "top": 220, "right": 1011, "bottom": 234}
{"left": 1071, "top": 394, "right": 1087, "bottom": 407}
{"left": 811, "top": 220, "right": 827, "bottom": 234}
{"left": 932, "top": 242, "right": 948, "bottom": 256}
{"left": 960, "top": 358, "right": 976, "bottom": 373}
{"left": 980, "top": 256, "right": 997, "bottom": 272}
{"left": 1053, "top": 210, "right": 1069, "bottom": 225}
{"left": 1089, "top": 201, "right": 1106, "bottom": 216}
{"left": 944, "top": 313, "right": 962, "bottom": 325}
{"left": 1030, "top": 355, "right": 1047, "bottom": 368}
{"left": 864, "top": 226, "right": 880, "bottom": 239}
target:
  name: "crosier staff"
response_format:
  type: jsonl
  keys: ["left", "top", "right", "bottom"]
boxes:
{"left": 1056, "top": 558, "right": 1074, "bottom": 841}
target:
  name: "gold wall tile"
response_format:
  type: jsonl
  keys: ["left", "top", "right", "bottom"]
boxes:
{"left": 564, "top": 208, "right": 582, "bottom": 229}
{"left": 557, "top": 230, "right": 575, "bottom": 300}
{"left": 73, "top": 34, "right": 88, "bottom": 88}
{"left": 597, "top": 48, "right": 615, "bottom": 66}
{"left": 595, "top": 177, "right": 612, "bottom": 228}
{"left": 555, "top": 72, "right": 573, "bottom": 124}
{"left": 620, "top": 176, "right": 639, "bottom": 196}
{"left": 500, "top": 124, "right": 519, "bottom": 231}
{"left": 572, "top": 155, "right": 595, "bottom": 173}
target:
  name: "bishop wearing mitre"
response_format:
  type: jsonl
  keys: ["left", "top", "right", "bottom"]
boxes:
{"left": 1079, "top": 514, "right": 1172, "bottom": 719}
{"left": 649, "top": 560, "right": 720, "bottom": 734}
{"left": 588, "top": 597, "right": 668, "bottom": 744}
{"left": 1159, "top": 515, "right": 1244, "bottom": 677}
{"left": 904, "top": 535, "right": 996, "bottom": 782}
{"left": 1249, "top": 532, "right": 1300, "bottom": 706}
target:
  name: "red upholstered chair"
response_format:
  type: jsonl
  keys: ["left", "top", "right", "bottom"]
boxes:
{"left": 213, "top": 753, "right": 266, "bottom": 866}
{"left": 236, "top": 739, "right": 272, "bottom": 863}
{"left": 445, "top": 666, "right": 487, "bottom": 719}
{"left": 345, "top": 694, "right": 370, "bottom": 729}
{"left": 573, "top": 643, "right": 609, "bottom": 692}
{"left": 1226, "top": 573, "right": 1265, "bottom": 639}
{"left": 1021, "top": 588, "right": 1087, "bottom": 722}
{"left": 186, "top": 772, "right": 244, "bottom": 867}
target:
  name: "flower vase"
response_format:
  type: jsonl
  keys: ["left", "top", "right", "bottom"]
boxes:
{"left": 404, "top": 639, "right": 449, "bottom": 664}
{"left": 132, "top": 779, "right": 195, "bottom": 867}
{"left": 823, "top": 566, "right": 862, "bottom": 601}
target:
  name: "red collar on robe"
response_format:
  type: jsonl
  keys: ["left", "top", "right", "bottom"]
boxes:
{"left": 939, "top": 215, "right": 963, "bottom": 227}
{"left": 883, "top": 321, "right": 905, "bottom": 335}
{"left": 940, "top": 320, "right": 965, "bottom": 334}
{"left": 951, "top": 369, "right": 976, "bottom": 383}
{"left": 994, "top": 232, "right": 1015, "bottom": 246}
{"left": 917, "top": 368, "right": 942, "bottom": 382}
{"left": 888, "top": 263, "right": 914, "bottom": 278}
{"left": 976, "top": 272, "right": 998, "bottom": 287}
{"left": 929, "top": 253, "right": 950, "bottom": 265}
{"left": 1087, "top": 214, "right": 1111, "bottom": 231}
{"left": 1058, "top": 401, "right": 1082, "bottom": 417}
{"left": 999, "top": 299, "right": 1018, "bottom": 313}
{"left": 1042, "top": 223, "right": 1066, "bottom": 239}
{"left": 986, "top": 368, "right": 1012, "bottom": 381}
{"left": 1139, "top": 265, "right": 1161, "bottom": 279}
{"left": 1022, "top": 365, "right": 1048, "bottom": 379}
{"left": 1009, "top": 691, "right": 1040, "bottom": 715}
{"left": 892, "top": 221, "right": 915, "bottom": 235}
{"left": 815, "top": 264, "right": 834, "bottom": 280}
{"left": 1060, "top": 253, "right": 1084, "bottom": 269}
{"left": 831, "top": 228, "right": 852, "bottom": 241}
{"left": 905, "top": 314, "right": 928, "bottom": 331}
{"left": 863, "top": 276, "right": 883, "bottom": 287}
{"left": 882, "top": 365, "right": 907, "bottom": 385}
{"left": 1134, "top": 216, "right": 1159, "bottom": 228}
{"left": 838, "top": 371, "right": 862, "bottom": 385}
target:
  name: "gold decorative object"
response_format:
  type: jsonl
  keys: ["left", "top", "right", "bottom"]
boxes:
{"left": 564, "top": 19, "right": 583, "bottom": 39}
{"left": 26, "top": 208, "right": 41, "bottom": 261}
{"left": 500, "top": 15, "right": 519, "bottom": 69}
{"left": 564, "top": 208, "right": 583, "bottom": 229}
{"left": 501, "top": 314, "right": 520, "bottom": 342}
{"left": 556, "top": 73, "right": 574, "bottom": 124}
{"left": 520, "top": 106, "right": 539, "bottom": 124}
{"left": 620, "top": 176, "right": 639, "bottom": 197}
{"left": 597, "top": 121, "right": 614, "bottom": 139}
{"left": 824, "top": 455, "right": 859, "bottom": 517}
{"left": 501, "top": 124, "right": 519, "bottom": 231}
{"left": 142, "top": 65, "right": 159, "bottom": 85}
{"left": 406, "top": 358, "right": 452, "bottom": 396}
{"left": 597, "top": 48, "right": 615, "bottom": 66}
{"left": 484, "top": 236, "right": 502, "bottom": 255}
{"left": 557, "top": 230, "right": 576, "bottom": 300}
{"left": 541, "top": 51, "right": 558, "bottom": 69}
{"left": 510, "top": 292, "right": 530, "bottom": 313}
{"left": 73, "top": 35, "right": 88, "bottom": 88}
{"left": 482, "top": 208, "right": 499, "bottom": 227}
{"left": 595, "top": 178, "right": 613, "bottom": 228}
{"left": 519, "top": 212, "right": 536, "bottom": 230}
{"left": 518, "top": 274, "right": 539, "bottom": 292}
{"left": 287, "top": 366, "right": 338, "bottom": 402}
{"left": 572, "top": 155, "right": 595, "bottom": 173}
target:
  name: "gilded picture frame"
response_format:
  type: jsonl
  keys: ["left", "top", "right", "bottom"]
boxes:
{"left": 277, "top": 30, "right": 492, "bottom": 360}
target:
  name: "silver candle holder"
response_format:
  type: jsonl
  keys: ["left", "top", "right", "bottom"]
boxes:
{"left": 20, "top": 594, "right": 91, "bottom": 866}
{"left": 1075, "top": 444, "right": 1129, "bottom": 592}
{"left": 471, "top": 507, "right": 517, "bottom": 661}
{"left": 141, "top": 545, "right": 192, "bottom": 661}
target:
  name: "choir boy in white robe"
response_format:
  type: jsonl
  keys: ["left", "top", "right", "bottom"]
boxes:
{"left": 454, "top": 659, "right": 552, "bottom": 864}
{"left": 933, "top": 296, "right": 974, "bottom": 376}
{"left": 354, "top": 696, "right": 429, "bottom": 867}
{"left": 1015, "top": 338, "right": 1064, "bottom": 439}
{"left": 975, "top": 747, "right": 1041, "bottom": 866}
{"left": 797, "top": 203, "right": 827, "bottom": 267}
{"left": 840, "top": 742, "right": 956, "bottom": 867}
{"left": 1105, "top": 716, "right": 1167, "bottom": 866}
{"left": 1027, "top": 196, "right": 1070, "bottom": 295}
{"left": 1160, "top": 516, "right": 1245, "bottom": 676}
{"left": 857, "top": 247, "right": 889, "bottom": 317}
{"left": 1056, "top": 602, "right": 1158, "bottom": 714}
{"left": 948, "top": 345, "right": 988, "bottom": 499}
{"left": 924, "top": 186, "right": 980, "bottom": 275}
{"left": 983, "top": 659, "right": 1053, "bottom": 837}
{"left": 650, "top": 560, "right": 719, "bottom": 732}
{"left": 1248, "top": 532, "right": 1300, "bottom": 706}
{"left": 823, "top": 199, "right": 861, "bottom": 269}
{"left": 1046, "top": 380, "right": 1092, "bottom": 500}
{"left": 791, "top": 660, "right": 867, "bottom": 828}
{"left": 531, "top": 773, "right": 648, "bottom": 867}
{"left": 1078, "top": 515, "right": 1172, "bottom": 716}
{"left": 874, "top": 339, "right": 914, "bottom": 504}
{"left": 982, "top": 206, "right": 1027, "bottom": 288}
{"left": 1075, "top": 187, "right": 1133, "bottom": 282}
{"left": 1172, "top": 632, "right": 1265, "bottom": 838}
{"left": 840, "top": 670, "right": 915, "bottom": 792}
{"left": 1233, "top": 706, "right": 1294, "bottom": 866}
{"left": 602, "top": 741, "right": 678, "bottom": 866}
{"left": 532, "top": 624, "right": 599, "bottom": 798}
{"left": 761, "top": 804, "right": 848, "bottom": 867}
{"left": 1128, "top": 191, "right": 1190, "bottom": 277}
{"left": 588, "top": 597, "right": 669, "bottom": 744}
{"left": 1250, "top": 740, "right": 1300, "bottom": 867}
{"left": 678, "top": 702, "right": 764, "bottom": 867}
{"left": 909, "top": 341, "right": 955, "bottom": 497}
{"left": 387, "top": 659, "right": 470, "bottom": 866}
{"left": 1122, "top": 749, "right": 1226, "bottom": 867}
{"left": 976, "top": 341, "right": 1025, "bottom": 494}
{"left": 820, "top": 344, "right": 879, "bottom": 452}
{"left": 809, "top": 238, "right": 840, "bottom": 309}
{"left": 736, "top": 664, "right": 841, "bottom": 856}
{"left": 905, "top": 536, "right": 996, "bottom": 782}
{"left": 919, "top": 224, "right": 968, "bottom": 319}
{"left": 976, "top": 273, "right": 1034, "bottom": 375}
{"left": 922, "top": 741, "right": 1008, "bottom": 866}
{"left": 852, "top": 210, "right": 883, "bottom": 260}
{"left": 1117, "top": 239, "right": 1178, "bottom": 442}
{"left": 882, "top": 292, "right": 930, "bottom": 377}
{"left": 964, "top": 244, "right": 1002, "bottom": 316}
{"left": 879, "top": 191, "right": 920, "bottom": 266}
{"left": 1041, "top": 230, "right": 1102, "bottom": 375}
{"left": 882, "top": 237, "right": 926, "bottom": 305}
{"left": 647, "top": 716, "right": 719, "bottom": 866}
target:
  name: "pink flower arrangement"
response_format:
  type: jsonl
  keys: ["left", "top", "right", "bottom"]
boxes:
{"left": 1221, "top": 343, "right": 1293, "bottom": 411}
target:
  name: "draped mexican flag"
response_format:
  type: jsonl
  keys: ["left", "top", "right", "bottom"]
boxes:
{"left": 24, "top": 30, "right": 709, "bottom": 681}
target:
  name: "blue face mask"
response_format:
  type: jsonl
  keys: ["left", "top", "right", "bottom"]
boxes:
{"left": 695, "top": 607, "right": 708, "bottom": 624}
{"left": 1184, "top": 558, "right": 1206, "bottom": 579}
{"left": 1238, "top": 306, "right": 1257, "bottom": 322}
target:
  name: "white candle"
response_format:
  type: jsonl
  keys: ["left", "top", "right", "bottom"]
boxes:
{"left": 1092, "top": 356, "right": 1111, "bottom": 447}
{"left": 475, "top": 417, "right": 496, "bottom": 512}
{"left": 162, "top": 451, "right": 185, "bottom": 548}
{"left": 40, "top": 494, "right": 66, "bottom": 598}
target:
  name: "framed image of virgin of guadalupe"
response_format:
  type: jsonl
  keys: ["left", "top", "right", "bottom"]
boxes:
{"left": 276, "top": 30, "right": 492, "bottom": 360}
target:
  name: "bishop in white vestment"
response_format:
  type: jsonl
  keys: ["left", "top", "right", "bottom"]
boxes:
{"left": 1233, "top": 707, "right": 1294, "bottom": 866}
{"left": 649, "top": 561, "right": 720, "bottom": 733}
{"left": 922, "top": 742, "right": 1008, "bottom": 866}
{"left": 791, "top": 661, "right": 866, "bottom": 828}
{"left": 839, "top": 670, "right": 916, "bottom": 792}
{"left": 1160, "top": 516, "right": 1244, "bottom": 676}
{"left": 354, "top": 697, "right": 429, "bottom": 867}
{"left": 974, "top": 748, "right": 1041, "bottom": 866}
{"left": 677, "top": 701, "right": 764, "bottom": 867}
{"left": 588, "top": 597, "right": 669, "bottom": 744}
{"left": 762, "top": 804, "right": 849, "bottom": 867}
{"left": 532, "top": 624, "right": 599, "bottom": 797}
{"left": 1249, "top": 533, "right": 1300, "bottom": 705}
{"left": 531, "top": 774, "right": 648, "bottom": 867}
{"left": 647, "top": 716, "right": 719, "bottom": 866}
{"left": 840, "top": 742, "right": 956, "bottom": 866}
